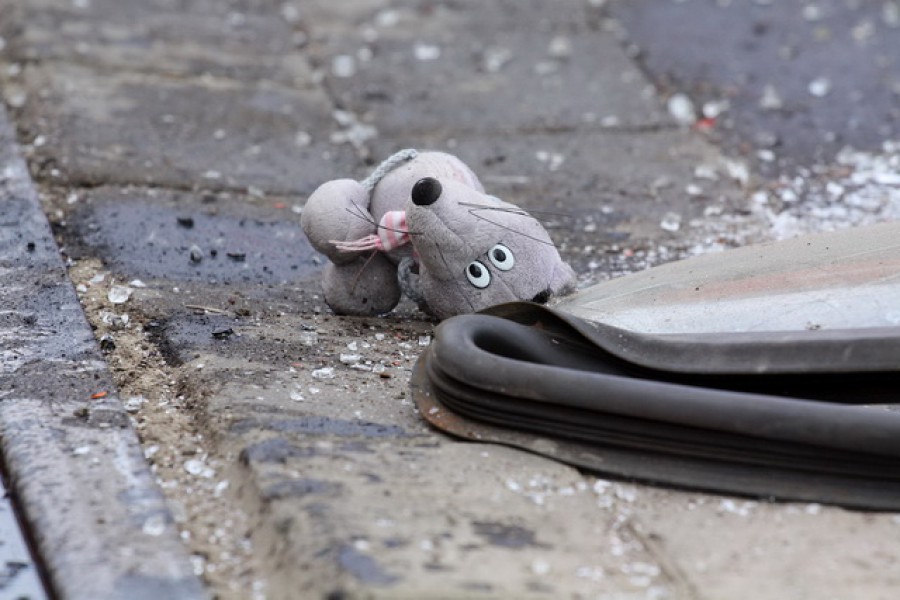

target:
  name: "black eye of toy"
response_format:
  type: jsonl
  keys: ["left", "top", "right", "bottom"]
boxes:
{"left": 488, "top": 244, "right": 515, "bottom": 271}
{"left": 411, "top": 177, "right": 442, "bottom": 206}
{"left": 466, "top": 260, "right": 491, "bottom": 288}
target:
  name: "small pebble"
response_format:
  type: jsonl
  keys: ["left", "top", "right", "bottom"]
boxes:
{"left": 332, "top": 55, "right": 356, "bottom": 78}
{"left": 312, "top": 367, "right": 335, "bottom": 380}
{"left": 107, "top": 285, "right": 133, "bottom": 304}
{"left": 808, "top": 77, "right": 831, "bottom": 97}
{"left": 142, "top": 514, "right": 167, "bottom": 537}
{"left": 660, "top": 212, "right": 682, "bottom": 232}
{"left": 760, "top": 84, "right": 783, "bottom": 110}
{"left": 667, "top": 93, "right": 696, "bottom": 124}
{"left": 414, "top": 43, "right": 441, "bottom": 61}
{"left": 212, "top": 327, "right": 234, "bottom": 339}
{"left": 123, "top": 396, "right": 145, "bottom": 413}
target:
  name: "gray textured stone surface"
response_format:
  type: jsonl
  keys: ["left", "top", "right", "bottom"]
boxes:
{"left": 1, "top": 0, "right": 311, "bottom": 85}
{"left": 308, "top": 0, "right": 668, "bottom": 135}
{"left": 0, "top": 475, "right": 45, "bottom": 599}
{"left": 187, "top": 317, "right": 682, "bottom": 598}
{"left": 12, "top": 63, "right": 352, "bottom": 194}
{"left": 630, "top": 487, "right": 900, "bottom": 600}
{"left": 2, "top": 0, "right": 900, "bottom": 598}
{"left": 610, "top": 0, "right": 900, "bottom": 175}
{"left": 0, "top": 107, "right": 205, "bottom": 600}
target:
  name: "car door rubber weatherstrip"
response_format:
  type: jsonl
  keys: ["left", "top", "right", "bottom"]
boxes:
{"left": 412, "top": 302, "right": 900, "bottom": 510}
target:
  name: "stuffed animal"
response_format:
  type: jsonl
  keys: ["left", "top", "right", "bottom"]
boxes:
{"left": 300, "top": 149, "right": 576, "bottom": 319}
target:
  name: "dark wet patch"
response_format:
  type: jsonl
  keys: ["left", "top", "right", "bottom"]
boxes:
{"left": 231, "top": 416, "right": 408, "bottom": 438}
{"left": 151, "top": 312, "right": 319, "bottom": 368}
{"left": 262, "top": 478, "right": 341, "bottom": 500}
{"left": 69, "top": 197, "right": 322, "bottom": 284}
{"left": 149, "top": 313, "right": 238, "bottom": 366}
{"left": 337, "top": 545, "right": 400, "bottom": 586}
{"left": 471, "top": 521, "right": 550, "bottom": 549}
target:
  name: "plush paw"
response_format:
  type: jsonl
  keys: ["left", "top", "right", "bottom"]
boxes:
{"left": 321, "top": 253, "right": 402, "bottom": 316}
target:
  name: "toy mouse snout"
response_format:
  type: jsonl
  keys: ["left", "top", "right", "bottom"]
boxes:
{"left": 411, "top": 177, "right": 442, "bottom": 206}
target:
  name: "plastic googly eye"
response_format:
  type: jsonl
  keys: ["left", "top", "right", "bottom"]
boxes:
{"left": 488, "top": 244, "right": 515, "bottom": 271}
{"left": 466, "top": 260, "right": 491, "bottom": 288}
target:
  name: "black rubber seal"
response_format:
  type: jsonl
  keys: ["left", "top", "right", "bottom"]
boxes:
{"left": 412, "top": 302, "right": 900, "bottom": 510}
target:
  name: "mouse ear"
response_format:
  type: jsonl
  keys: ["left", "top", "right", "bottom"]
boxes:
{"left": 547, "top": 260, "right": 577, "bottom": 296}
{"left": 301, "top": 179, "right": 374, "bottom": 264}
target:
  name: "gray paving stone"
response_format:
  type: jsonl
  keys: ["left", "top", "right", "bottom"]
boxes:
{"left": 175, "top": 315, "right": 678, "bottom": 599}
{"left": 631, "top": 487, "right": 900, "bottom": 600}
{"left": 12, "top": 62, "right": 357, "bottom": 195}
{"left": 609, "top": 0, "right": 900, "bottom": 175}
{"left": 1, "top": 0, "right": 310, "bottom": 85}
{"left": 0, "top": 107, "right": 205, "bottom": 600}
{"left": 308, "top": 0, "right": 668, "bottom": 136}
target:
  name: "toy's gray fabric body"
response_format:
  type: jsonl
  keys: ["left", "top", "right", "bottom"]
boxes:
{"left": 301, "top": 151, "right": 575, "bottom": 319}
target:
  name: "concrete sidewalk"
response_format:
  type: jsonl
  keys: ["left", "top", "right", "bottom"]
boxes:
{"left": 1, "top": 1, "right": 900, "bottom": 598}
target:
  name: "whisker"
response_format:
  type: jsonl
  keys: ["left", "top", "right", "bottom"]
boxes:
{"left": 344, "top": 205, "right": 423, "bottom": 236}
{"left": 344, "top": 203, "right": 378, "bottom": 227}
{"left": 351, "top": 250, "right": 380, "bottom": 291}
{"left": 467, "top": 209, "right": 556, "bottom": 247}
{"left": 458, "top": 202, "right": 530, "bottom": 216}
{"left": 376, "top": 224, "right": 420, "bottom": 236}
{"left": 457, "top": 202, "right": 575, "bottom": 219}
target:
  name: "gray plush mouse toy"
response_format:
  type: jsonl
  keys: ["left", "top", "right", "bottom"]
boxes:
{"left": 300, "top": 149, "right": 575, "bottom": 319}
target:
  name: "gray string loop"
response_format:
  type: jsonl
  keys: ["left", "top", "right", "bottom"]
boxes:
{"left": 360, "top": 148, "right": 419, "bottom": 193}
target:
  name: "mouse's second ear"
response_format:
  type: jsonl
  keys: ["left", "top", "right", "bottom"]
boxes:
{"left": 301, "top": 179, "right": 374, "bottom": 264}
{"left": 548, "top": 260, "right": 577, "bottom": 296}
